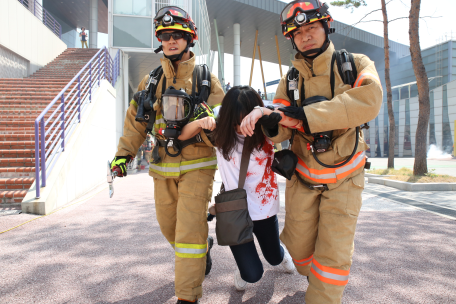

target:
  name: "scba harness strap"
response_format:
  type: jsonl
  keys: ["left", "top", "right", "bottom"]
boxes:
{"left": 284, "top": 49, "right": 370, "bottom": 189}
{"left": 147, "top": 64, "right": 212, "bottom": 163}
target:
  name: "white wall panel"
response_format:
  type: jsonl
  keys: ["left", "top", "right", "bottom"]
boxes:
{"left": 0, "top": 0, "right": 67, "bottom": 76}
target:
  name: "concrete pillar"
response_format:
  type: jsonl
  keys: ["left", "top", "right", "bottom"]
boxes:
{"left": 218, "top": 36, "right": 225, "bottom": 86}
{"left": 89, "top": 0, "right": 98, "bottom": 48}
{"left": 233, "top": 23, "right": 241, "bottom": 86}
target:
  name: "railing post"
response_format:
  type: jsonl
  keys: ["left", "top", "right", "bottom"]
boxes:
{"left": 40, "top": 118, "right": 46, "bottom": 187}
{"left": 89, "top": 62, "right": 92, "bottom": 103}
{"left": 35, "top": 121, "right": 40, "bottom": 198}
{"left": 43, "top": 8, "right": 46, "bottom": 25}
{"left": 34, "top": 0, "right": 36, "bottom": 17}
{"left": 105, "top": 48, "right": 108, "bottom": 81}
{"left": 98, "top": 53, "right": 101, "bottom": 87}
{"left": 61, "top": 94, "right": 65, "bottom": 151}
{"left": 59, "top": 24, "right": 62, "bottom": 39}
{"left": 53, "top": 18, "right": 56, "bottom": 36}
{"left": 78, "top": 76, "right": 81, "bottom": 122}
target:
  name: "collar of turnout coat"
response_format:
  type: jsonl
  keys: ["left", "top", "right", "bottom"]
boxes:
{"left": 160, "top": 51, "right": 196, "bottom": 81}
{"left": 291, "top": 42, "right": 336, "bottom": 79}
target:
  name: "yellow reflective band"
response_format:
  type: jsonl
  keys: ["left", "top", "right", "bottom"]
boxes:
{"left": 130, "top": 99, "right": 138, "bottom": 109}
{"left": 175, "top": 243, "right": 207, "bottom": 258}
{"left": 210, "top": 103, "right": 221, "bottom": 109}
{"left": 149, "top": 157, "right": 217, "bottom": 176}
{"left": 170, "top": 241, "right": 175, "bottom": 248}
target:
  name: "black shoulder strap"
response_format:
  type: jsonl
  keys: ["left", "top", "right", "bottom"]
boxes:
{"left": 192, "top": 64, "right": 212, "bottom": 104}
{"left": 348, "top": 53, "right": 358, "bottom": 85}
{"left": 331, "top": 49, "right": 358, "bottom": 98}
{"left": 286, "top": 67, "right": 299, "bottom": 106}
{"left": 238, "top": 143, "right": 251, "bottom": 189}
{"left": 149, "top": 66, "right": 164, "bottom": 96}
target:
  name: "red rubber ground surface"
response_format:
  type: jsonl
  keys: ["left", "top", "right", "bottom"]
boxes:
{"left": 1, "top": 171, "right": 456, "bottom": 303}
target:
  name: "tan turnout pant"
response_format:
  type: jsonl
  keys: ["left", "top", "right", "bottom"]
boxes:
{"left": 153, "top": 169, "right": 215, "bottom": 302}
{"left": 280, "top": 171, "right": 364, "bottom": 304}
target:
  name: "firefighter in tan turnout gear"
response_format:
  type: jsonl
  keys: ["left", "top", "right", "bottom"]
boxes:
{"left": 240, "top": 1, "right": 382, "bottom": 303}
{"left": 110, "top": 6, "right": 224, "bottom": 304}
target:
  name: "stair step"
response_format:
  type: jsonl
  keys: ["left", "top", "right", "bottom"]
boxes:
{"left": 0, "top": 190, "right": 29, "bottom": 204}
{"left": 0, "top": 178, "right": 34, "bottom": 190}
{"left": 0, "top": 158, "right": 36, "bottom": 167}
{"left": 0, "top": 141, "right": 36, "bottom": 149}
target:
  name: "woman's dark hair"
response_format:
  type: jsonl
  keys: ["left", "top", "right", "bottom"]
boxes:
{"left": 213, "top": 86, "right": 265, "bottom": 161}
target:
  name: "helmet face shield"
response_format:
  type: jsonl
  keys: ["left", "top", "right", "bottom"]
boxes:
{"left": 281, "top": 1, "right": 318, "bottom": 24}
{"left": 280, "top": 0, "right": 333, "bottom": 37}
{"left": 155, "top": 6, "right": 189, "bottom": 22}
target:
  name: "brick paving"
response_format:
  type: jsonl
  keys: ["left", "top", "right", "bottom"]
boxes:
{"left": 1, "top": 171, "right": 456, "bottom": 303}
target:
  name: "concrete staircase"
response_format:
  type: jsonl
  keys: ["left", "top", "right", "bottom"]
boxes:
{"left": 0, "top": 48, "right": 99, "bottom": 207}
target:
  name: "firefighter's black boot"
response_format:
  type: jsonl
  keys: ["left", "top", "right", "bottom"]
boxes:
{"left": 176, "top": 299, "right": 199, "bottom": 304}
{"left": 205, "top": 235, "right": 214, "bottom": 275}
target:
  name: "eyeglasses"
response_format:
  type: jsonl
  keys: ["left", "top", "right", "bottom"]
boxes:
{"left": 158, "top": 32, "right": 186, "bottom": 41}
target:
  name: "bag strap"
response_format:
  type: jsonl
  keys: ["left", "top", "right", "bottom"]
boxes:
{"left": 238, "top": 143, "right": 251, "bottom": 189}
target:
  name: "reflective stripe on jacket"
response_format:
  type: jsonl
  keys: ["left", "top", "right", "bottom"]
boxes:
{"left": 296, "top": 151, "right": 366, "bottom": 184}
{"left": 267, "top": 42, "right": 383, "bottom": 187}
{"left": 115, "top": 52, "right": 225, "bottom": 179}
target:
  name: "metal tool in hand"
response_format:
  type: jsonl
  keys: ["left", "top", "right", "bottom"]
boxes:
{"left": 107, "top": 161, "right": 118, "bottom": 198}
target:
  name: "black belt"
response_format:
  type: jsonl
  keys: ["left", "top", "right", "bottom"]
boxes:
{"left": 156, "top": 134, "right": 203, "bottom": 149}
{"left": 295, "top": 172, "right": 329, "bottom": 191}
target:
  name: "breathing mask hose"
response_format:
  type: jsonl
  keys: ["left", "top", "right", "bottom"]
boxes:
{"left": 164, "top": 139, "right": 182, "bottom": 157}
{"left": 311, "top": 126, "right": 360, "bottom": 169}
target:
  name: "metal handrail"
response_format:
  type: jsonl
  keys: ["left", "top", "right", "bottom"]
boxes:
{"left": 34, "top": 47, "right": 121, "bottom": 198}
{"left": 17, "top": 0, "right": 62, "bottom": 38}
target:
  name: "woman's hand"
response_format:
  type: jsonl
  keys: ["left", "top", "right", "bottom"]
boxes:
{"left": 198, "top": 117, "right": 216, "bottom": 131}
{"left": 240, "top": 108, "right": 263, "bottom": 137}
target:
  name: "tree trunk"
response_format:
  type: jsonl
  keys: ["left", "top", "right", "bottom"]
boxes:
{"left": 381, "top": 0, "right": 395, "bottom": 168}
{"left": 409, "top": 0, "right": 430, "bottom": 175}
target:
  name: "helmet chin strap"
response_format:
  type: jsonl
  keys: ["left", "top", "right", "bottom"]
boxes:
{"left": 155, "top": 34, "right": 195, "bottom": 62}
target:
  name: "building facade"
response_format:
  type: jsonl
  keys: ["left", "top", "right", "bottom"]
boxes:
{"left": 370, "top": 39, "right": 456, "bottom": 157}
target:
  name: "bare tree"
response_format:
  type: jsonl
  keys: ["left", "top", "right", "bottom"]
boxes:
{"left": 409, "top": 0, "right": 429, "bottom": 175}
{"left": 331, "top": 0, "right": 395, "bottom": 168}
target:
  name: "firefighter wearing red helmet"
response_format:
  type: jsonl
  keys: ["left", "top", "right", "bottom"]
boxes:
{"left": 111, "top": 6, "right": 225, "bottom": 304}
{"left": 241, "top": 0, "right": 383, "bottom": 303}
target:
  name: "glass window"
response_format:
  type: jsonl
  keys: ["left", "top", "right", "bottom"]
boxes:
{"left": 404, "top": 99, "right": 412, "bottom": 156}
{"left": 442, "top": 85, "right": 454, "bottom": 154}
{"left": 113, "top": 16, "right": 152, "bottom": 48}
{"left": 429, "top": 91, "right": 436, "bottom": 145}
{"left": 114, "top": 0, "right": 152, "bottom": 16}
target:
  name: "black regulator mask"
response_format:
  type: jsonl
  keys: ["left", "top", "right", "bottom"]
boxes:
{"left": 158, "top": 86, "right": 194, "bottom": 156}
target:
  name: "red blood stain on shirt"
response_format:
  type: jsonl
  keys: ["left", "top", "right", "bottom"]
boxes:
{"left": 255, "top": 139, "right": 278, "bottom": 205}
{"left": 246, "top": 171, "right": 255, "bottom": 177}
{"left": 229, "top": 156, "right": 236, "bottom": 165}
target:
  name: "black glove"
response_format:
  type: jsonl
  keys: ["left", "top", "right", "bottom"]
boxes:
{"left": 258, "top": 112, "right": 282, "bottom": 129}
{"left": 258, "top": 112, "right": 282, "bottom": 138}
{"left": 278, "top": 106, "right": 310, "bottom": 134}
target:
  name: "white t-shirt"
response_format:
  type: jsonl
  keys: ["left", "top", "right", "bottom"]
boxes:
{"left": 216, "top": 135, "right": 280, "bottom": 221}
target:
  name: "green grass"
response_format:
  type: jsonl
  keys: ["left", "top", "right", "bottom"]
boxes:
{"left": 367, "top": 167, "right": 456, "bottom": 183}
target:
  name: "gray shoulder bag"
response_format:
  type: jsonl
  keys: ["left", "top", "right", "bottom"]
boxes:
{"left": 215, "top": 144, "right": 254, "bottom": 246}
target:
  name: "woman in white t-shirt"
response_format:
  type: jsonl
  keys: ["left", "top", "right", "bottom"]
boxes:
{"left": 179, "top": 86, "right": 302, "bottom": 290}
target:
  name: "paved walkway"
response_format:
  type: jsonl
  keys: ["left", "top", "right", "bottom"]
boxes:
{"left": 1, "top": 171, "right": 456, "bottom": 303}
